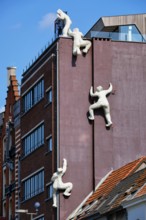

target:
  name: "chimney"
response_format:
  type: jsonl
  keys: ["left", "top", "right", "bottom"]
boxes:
{"left": 7, "top": 66, "right": 16, "bottom": 87}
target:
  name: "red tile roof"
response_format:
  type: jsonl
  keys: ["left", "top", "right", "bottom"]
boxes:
{"left": 72, "top": 156, "right": 146, "bottom": 220}
{"left": 85, "top": 156, "right": 146, "bottom": 205}
{"left": 133, "top": 181, "right": 146, "bottom": 199}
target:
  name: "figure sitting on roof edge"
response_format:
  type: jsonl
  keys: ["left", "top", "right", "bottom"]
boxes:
{"left": 68, "top": 28, "right": 91, "bottom": 55}
{"left": 57, "top": 9, "right": 91, "bottom": 56}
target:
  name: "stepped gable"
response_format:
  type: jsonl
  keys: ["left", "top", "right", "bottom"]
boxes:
{"left": 9, "top": 74, "right": 20, "bottom": 101}
{"left": 3, "top": 71, "right": 20, "bottom": 124}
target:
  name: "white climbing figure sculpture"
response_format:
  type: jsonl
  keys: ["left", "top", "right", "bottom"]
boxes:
{"left": 57, "top": 9, "right": 72, "bottom": 37}
{"left": 51, "top": 158, "right": 73, "bottom": 208}
{"left": 68, "top": 28, "right": 91, "bottom": 55}
{"left": 57, "top": 9, "right": 91, "bottom": 55}
{"left": 88, "top": 83, "right": 113, "bottom": 127}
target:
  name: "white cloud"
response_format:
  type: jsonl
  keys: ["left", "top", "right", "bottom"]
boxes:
{"left": 38, "top": 13, "right": 56, "bottom": 30}
{"left": 0, "top": 106, "right": 5, "bottom": 113}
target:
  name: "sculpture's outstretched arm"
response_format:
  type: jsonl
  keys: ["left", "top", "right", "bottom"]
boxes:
{"left": 68, "top": 29, "right": 74, "bottom": 37}
{"left": 57, "top": 9, "right": 68, "bottom": 20}
{"left": 57, "top": 9, "right": 63, "bottom": 19}
{"left": 90, "top": 86, "right": 98, "bottom": 97}
{"left": 105, "top": 83, "right": 113, "bottom": 95}
{"left": 62, "top": 158, "right": 67, "bottom": 176}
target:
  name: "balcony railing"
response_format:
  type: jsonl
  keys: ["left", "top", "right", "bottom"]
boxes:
{"left": 91, "top": 31, "right": 146, "bottom": 43}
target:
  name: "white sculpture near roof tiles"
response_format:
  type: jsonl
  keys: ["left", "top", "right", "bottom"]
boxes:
{"left": 57, "top": 9, "right": 91, "bottom": 55}
{"left": 51, "top": 158, "right": 73, "bottom": 208}
{"left": 88, "top": 83, "right": 113, "bottom": 127}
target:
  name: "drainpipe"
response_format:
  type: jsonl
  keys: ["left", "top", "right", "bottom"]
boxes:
{"left": 91, "top": 38, "right": 95, "bottom": 191}
{"left": 56, "top": 41, "right": 60, "bottom": 220}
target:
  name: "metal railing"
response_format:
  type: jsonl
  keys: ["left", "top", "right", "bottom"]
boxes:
{"left": 91, "top": 31, "right": 146, "bottom": 43}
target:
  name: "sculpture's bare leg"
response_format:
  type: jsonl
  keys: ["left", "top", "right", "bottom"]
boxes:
{"left": 52, "top": 189, "right": 57, "bottom": 207}
{"left": 63, "top": 182, "right": 73, "bottom": 196}
{"left": 63, "top": 25, "right": 70, "bottom": 37}
{"left": 73, "top": 46, "right": 81, "bottom": 55}
{"left": 104, "top": 106, "right": 112, "bottom": 127}
{"left": 81, "top": 41, "right": 92, "bottom": 53}
{"left": 88, "top": 108, "right": 94, "bottom": 120}
{"left": 89, "top": 102, "right": 101, "bottom": 120}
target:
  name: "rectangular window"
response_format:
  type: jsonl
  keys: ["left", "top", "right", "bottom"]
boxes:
{"left": 23, "top": 170, "right": 44, "bottom": 200}
{"left": 23, "top": 124, "right": 44, "bottom": 156}
{"left": 47, "top": 136, "right": 52, "bottom": 152}
{"left": 47, "top": 183, "right": 53, "bottom": 199}
{"left": 23, "top": 79, "right": 44, "bottom": 112}
{"left": 46, "top": 88, "right": 52, "bottom": 104}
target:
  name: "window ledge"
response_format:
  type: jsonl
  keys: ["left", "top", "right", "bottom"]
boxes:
{"left": 44, "top": 151, "right": 52, "bottom": 156}
{"left": 21, "top": 191, "right": 44, "bottom": 203}
{"left": 20, "top": 144, "right": 44, "bottom": 160}
{"left": 21, "top": 97, "right": 44, "bottom": 117}
{"left": 44, "top": 102, "right": 52, "bottom": 108}
{"left": 45, "top": 197, "right": 53, "bottom": 203}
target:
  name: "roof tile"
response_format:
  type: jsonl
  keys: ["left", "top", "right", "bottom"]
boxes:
{"left": 74, "top": 156, "right": 146, "bottom": 220}
{"left": 85, "top": 156, "right": 146, "bottom": 205}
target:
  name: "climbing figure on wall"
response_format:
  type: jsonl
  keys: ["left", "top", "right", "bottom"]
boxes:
{"left": 51, "top": 158, "right": 73, "bottom": 207}
{"left": 88, "top": 83, "right": 113, "bottom": 127}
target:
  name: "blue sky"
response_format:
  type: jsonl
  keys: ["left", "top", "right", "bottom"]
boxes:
{"left": 0, "top": 0, "right": 146, "bottom": 111}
